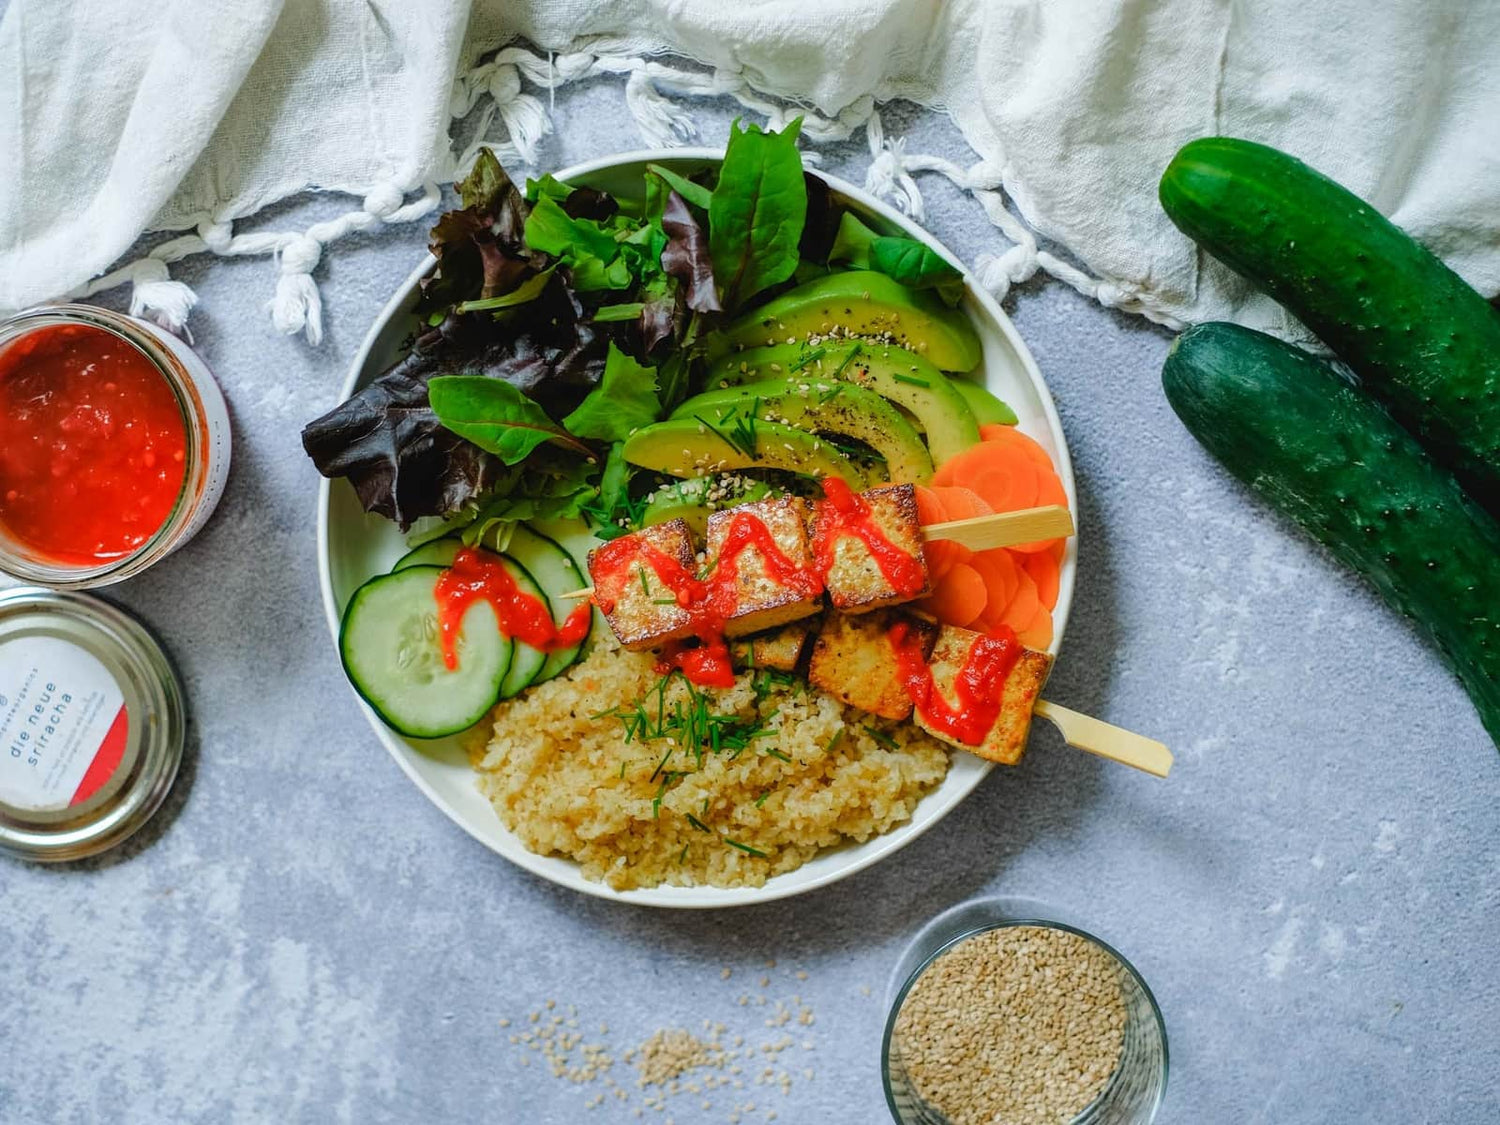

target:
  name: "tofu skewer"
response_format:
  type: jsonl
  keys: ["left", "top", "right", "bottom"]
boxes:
{"left": 578, "top": 486, "right": 1170, "bottom": 777}
{"left": 558, "top": 503, "right": 1074, "bottom": 600}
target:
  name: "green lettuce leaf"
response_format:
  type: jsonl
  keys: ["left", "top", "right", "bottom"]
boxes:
{"left": 429, "top": 375, "right": 595, "bottom": 464}
{"left": 708, "top": 119, "right": 808, "bottom": 309}
{"left": 563, "top": 344, "right": 661, "bottom": 442}
{"left": 646, "top": 163, "right": 713, "bottom": 212}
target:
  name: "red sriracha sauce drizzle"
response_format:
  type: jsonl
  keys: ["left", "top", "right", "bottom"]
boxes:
{"left": 812, "top": 478, "right": 927, "bottom": 599}
{"left": 592, "top": 481, "right": 931, "bottom": 690}
{"left": 0, "top": 324, "right": 188, "bottom": 564}
{"left": 661, "top": 511, "right": 824, "bottom": 687}
{"left": 433, "top": 547, "right": 591, "bottom": 670}
{"left": 887, "top": 618, "right": 1023, "bottom": 746}
{"left": 592, "top": 509, "right": 828, "bottom": 688}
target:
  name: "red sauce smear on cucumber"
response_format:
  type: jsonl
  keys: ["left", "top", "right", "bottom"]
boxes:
{"left": 0, "top": 323, "right": 187, "bottom": 563}
{"left": 887, "top": 618, "right": 1021, "bottom": 746}
{"left": 434, "top": 547, "right": 590, "bottom": 671}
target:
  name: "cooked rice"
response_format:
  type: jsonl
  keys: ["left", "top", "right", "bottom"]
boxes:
{"left": 472, "top": 638, "right": 950, "bottom": 889}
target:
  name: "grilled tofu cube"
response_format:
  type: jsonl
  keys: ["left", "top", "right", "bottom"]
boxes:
{"left": 808, "top": 610, "right": 937, "bottom": 720}
{"left": 587, "top": 519, "right": 698, "bottom": 651}
{"left": 705, "top": 497, "right": 822, "bottom": 638}
{"left": 817, "top": 483, "right": 929, "bottom": 613}
{"left": 730, "top": 620, "right": 817, "bottom": 673}
{"left": 914, "top": 625, "right": 1053, "bottom": 764}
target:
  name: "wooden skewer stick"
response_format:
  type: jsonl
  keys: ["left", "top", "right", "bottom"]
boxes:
{"left": 557, "top": 504, "right": 1075, "bottom": 599}
{"left": 921, "top": 505, "right": 1073, "bottom": 551}
{"left": 1032, "top": 700, "right": 1173, "bottom": 777}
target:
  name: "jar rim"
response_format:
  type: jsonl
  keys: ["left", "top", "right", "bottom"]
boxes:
{"left": 0, "top": 586, "right": 185, "bottom": 861}
{"left": 0, "top": 305, "right": 208, "bottom": 587}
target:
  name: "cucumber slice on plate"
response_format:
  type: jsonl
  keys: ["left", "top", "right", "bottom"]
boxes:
{"left": 392, "top": 537, "right": 460, "bottom": 571}
{"left": 339, "top": 565, "right": 512, "bottom": 739}
{"left": 505, "top": 523, "right": 592, "bottom": 683}
{"left": 496, "top": 553, "right": 549, "bottom": 698}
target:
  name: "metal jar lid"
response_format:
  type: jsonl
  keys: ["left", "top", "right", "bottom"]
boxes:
{"left": 0, "top": 587, "right": 184, "bottom": 861}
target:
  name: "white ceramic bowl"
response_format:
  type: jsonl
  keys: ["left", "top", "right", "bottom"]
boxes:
{"left": 317, "top": 149, "right": 1077, "bottom": 908}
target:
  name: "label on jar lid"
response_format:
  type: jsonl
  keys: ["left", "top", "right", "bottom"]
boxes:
{"left": 0, "top": 634, "right": 128, "bottom": 813}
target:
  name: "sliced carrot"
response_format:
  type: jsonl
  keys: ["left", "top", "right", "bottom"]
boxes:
{"left": 922, "top": 563, "right": 989, "bottom": 627}
{"left": 933, "top": 441, "right": 1041, "bottom": 514}
{"left": 981, "top": 423, "right": 1059, "bottom": 473}
{"left": 1021, "top": 549, "right": 1061, "bottom": 611}
{"left": 927, "top": 485, "right": 993, "bottom": 522}
{"left": 914, "top": 485, "right": 960, "bottom": 580}
{"left": 968, "top": 547, "right": 1020, "bottom": 613}
{"left": 913, "top": 485, "right": 948, "bottom": 526}
{"left": 999, "top": 569, "right": 1042, "bottom": 633}
{"left": 1016, "top": 605, "right": 1054, "bottom": 651}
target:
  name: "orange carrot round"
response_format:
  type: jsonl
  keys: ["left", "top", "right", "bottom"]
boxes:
{"left": 968, "top": 548, "right": 1020, "bottom": 612}
{"left": 1016, "top": 605, "right": 1054, "bottom": 650}
{"left": 1021, "top": 549, "right": 1061, "bottom": 611}
{"left": 999, "top": 569, "right": 1042, "bottom": 632}
{"left": 923, "top": 563, "right": 989, "bottom": 627}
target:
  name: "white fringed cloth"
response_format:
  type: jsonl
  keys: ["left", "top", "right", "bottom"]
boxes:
{"left": 1, "top": 0, "right": 1496, "bottom": 342}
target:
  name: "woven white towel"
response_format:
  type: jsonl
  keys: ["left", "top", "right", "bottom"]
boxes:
{"left": 1, "top": 0, "right": 1496, "bottom": 339}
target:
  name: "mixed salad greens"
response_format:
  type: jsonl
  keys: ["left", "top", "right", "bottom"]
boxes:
{"left": 301, "top": 120, "right": 975, "bottom": 546}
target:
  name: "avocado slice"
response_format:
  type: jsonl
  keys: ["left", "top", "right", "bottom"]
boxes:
{"left": 622, "top": 417, "right": 867, "bottom": 487}
{"left": 703, "top": 341, "right": 980, "bottom": 463}
{"left": 671, "top": 379, "right": 934, "bottom": 484}
{"left": 639, "top": 476, "right": 774, "bottom": 538}
{"left": 716, "top": 271, "right": 982, "bottom": 373}
{"left": 951, "top": 378, "right": 1019, "bottom": 426}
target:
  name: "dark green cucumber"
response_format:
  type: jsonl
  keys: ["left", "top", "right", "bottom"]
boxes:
{"left": 1160, "top": 137, "right": 1500, "bottom": 509}
{"left": 1163, "top": 322, "right": 1500, "bottom": 747}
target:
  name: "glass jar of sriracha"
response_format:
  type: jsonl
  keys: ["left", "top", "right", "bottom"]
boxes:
{"left": 0, "top": 305, "right": 231, "bottom": 588}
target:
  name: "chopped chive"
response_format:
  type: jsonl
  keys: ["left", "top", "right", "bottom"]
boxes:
{"left": 825, "top": 728, "right": 844, "bottom": 753}
{"left": 892, "top": 373, "right": 930, "bottom": 388}
{"left": 762, "top": 747, "right": 792, "bottom": 763}
{"left": 651, "top": 597, "right": 679, "bottom": 605}
{"left": 817, "top": 382, "right": 843, "bottom": 404}
{"left": 649, "top": 744, "right": 674, "bottom": 782}
{"left": 864, "top": 725, "right": 899, "bottom": 750}
{"left": 638, "top": 568, "right": 651, "bottom": 597}
{"left": 725, "top": 838, "right": 768, "bottom": 858}
{"left": 652, "top": 775, "right": 669, "bottom": 818}
{"left": 755, "top": 791, "right": 772, "bottom": 808}
{"left": 830, "top": 342, "right": 863, "bottom": 379}
{"left": 702, "top": 797, "right": 710, "bottom": 814}
{"left": 618, "top": 759, "right": 627, "bottom": 780}
{"left": 685, "top": 813, "right": 712, "bottom": 833}
{"left": 679, "top": 844, "right": 690, "bottom": 864}
{"left": 790, "top": 346, "right": 827, "bottom": 372}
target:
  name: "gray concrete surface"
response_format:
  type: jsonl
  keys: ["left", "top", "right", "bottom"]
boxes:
{"left": 1, "top": 80, "right": 1497, "bottom": 1125}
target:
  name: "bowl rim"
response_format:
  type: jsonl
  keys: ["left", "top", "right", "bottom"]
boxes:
{"left": 315, "top": 146, "right": 1077, "bottom": 908}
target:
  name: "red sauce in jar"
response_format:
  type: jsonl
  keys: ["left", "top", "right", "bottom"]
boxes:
{"left": 433, "top": 546, "right": 591, "bottom": 670}
{"left": 887, "top": 618, "right": 1022, "bottom": 746}
{"left": 0, "top": 324, "right": 187, "bottom": 564}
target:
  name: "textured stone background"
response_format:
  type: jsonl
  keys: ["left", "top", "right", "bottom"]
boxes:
{"left": 2, "top": 80, "right": 1498, "bottom": 1125}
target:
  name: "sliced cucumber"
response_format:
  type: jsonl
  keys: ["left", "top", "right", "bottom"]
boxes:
{"left": 505, "top": 524, "right": 591, "bottom": 683}
{"left": 496, "top": 554, "right": 549, "bottom": 698}
{"left": 528, "top": 517, "right": 605, "bottom": 637}
{"left": 392, "top": 537, "right": 461, "bottom": 571}
{"left": 339, "top": 566, "right": 512, "bottom": 739}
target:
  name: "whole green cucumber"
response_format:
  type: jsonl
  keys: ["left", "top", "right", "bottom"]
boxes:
{"left": 1160, "top": 137, "right": 1500, "bottom": 509}
{"left": 1163, "top": 322, "right": 1500, "bottom": 748}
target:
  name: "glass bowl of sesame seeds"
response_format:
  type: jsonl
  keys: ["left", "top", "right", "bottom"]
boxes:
{"left": 881, "top": 898, "right": 1168, "bottom": 1125}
